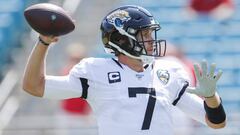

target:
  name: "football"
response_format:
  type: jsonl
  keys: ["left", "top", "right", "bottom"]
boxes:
{"left": 24, "top": 3, "right": 75, "bottom": 36}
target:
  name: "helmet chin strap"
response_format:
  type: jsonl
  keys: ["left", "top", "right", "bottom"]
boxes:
{"left": 108, "top": 41, "right": 154, "bottom": 64}
{"left": 140, "top": 55, "right": 154, "bottom": 64}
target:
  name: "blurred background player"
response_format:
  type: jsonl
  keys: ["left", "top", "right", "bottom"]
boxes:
{"left": 60, "top": 43, "right": 91, "bottom": 116}
{"left": 55, "top": 43, "right": 94, "bottom": 135}
{"left": 186, "top": 0, "right": 235, "bottom": 21}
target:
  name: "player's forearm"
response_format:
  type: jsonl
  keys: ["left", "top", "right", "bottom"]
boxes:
{"left": 22, "top": 41, "right": 49, "bottom": 97}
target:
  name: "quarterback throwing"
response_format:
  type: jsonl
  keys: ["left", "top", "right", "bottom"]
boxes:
{"left": 23, "top": 5, "right": 226, "bottom": 135}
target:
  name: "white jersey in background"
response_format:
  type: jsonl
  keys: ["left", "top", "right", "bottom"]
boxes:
{"left": 44, "top": 57, "right": 206, "bottom": 135}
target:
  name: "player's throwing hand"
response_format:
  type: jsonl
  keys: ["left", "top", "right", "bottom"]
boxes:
{"left": 39, "top": 35, "right": 59, "bottom": 46}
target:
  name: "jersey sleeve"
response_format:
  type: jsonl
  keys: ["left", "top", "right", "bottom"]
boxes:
{"left": 158, "top": 57, "right": 191, "bottom": 105}
{"left": 43, "top": 58, "right": 91, "bottom": 99}
{"left": 171, "top": 63, "right": 191, "bottom": 105}
{"left": 160, "top": 58, "right": 206, "bottom": 124}
{"left": 175, "top": 92, "right": 206, "bottom": 125}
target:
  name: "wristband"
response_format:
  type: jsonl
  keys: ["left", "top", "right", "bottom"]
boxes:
{"left": 38, "top": 36, "right": 50, "bottom": 46}
{"left": 204, "top": 99, "right": 226, "bottom": 124}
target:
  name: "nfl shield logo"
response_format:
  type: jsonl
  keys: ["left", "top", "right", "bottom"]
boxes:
{"left": 157, "top": 69, "right": 170, "bottom": 85}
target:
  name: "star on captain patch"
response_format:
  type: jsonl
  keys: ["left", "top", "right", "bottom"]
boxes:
{"left": 157, "top": 69, "right": 170, "bottom": 85}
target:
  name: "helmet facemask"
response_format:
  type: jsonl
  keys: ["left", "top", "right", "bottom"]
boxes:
{"left": 108, "top": 25, "right": 166, "bottom": 64}
{"left": 130, "top": 26, "right": 166, "bottom": 58}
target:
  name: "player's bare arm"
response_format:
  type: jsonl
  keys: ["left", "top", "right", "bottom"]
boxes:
{"left": 22, "top": 35, "right": 58, "bottom": 97}
{"left": 23, "top": 3, "right": 74, "bottom": 97}
{"left": 187, "top": 60, "right": 226, "bottom": 129}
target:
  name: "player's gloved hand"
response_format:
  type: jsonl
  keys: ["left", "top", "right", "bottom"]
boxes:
{"left": 186, "top": 60, "right": 223, "bottom": 98}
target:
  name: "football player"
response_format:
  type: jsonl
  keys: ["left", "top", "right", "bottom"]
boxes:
{"left": 23, "top": 5, "right": 226, "bottom": 135}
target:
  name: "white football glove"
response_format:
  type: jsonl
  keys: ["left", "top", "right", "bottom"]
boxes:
{"left": 186, "top": 60, "right": 223, "bottom": 98}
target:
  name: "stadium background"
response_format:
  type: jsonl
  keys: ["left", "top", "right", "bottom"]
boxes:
{"left": 0, "top": 0, "right": 239, "bottom": 135}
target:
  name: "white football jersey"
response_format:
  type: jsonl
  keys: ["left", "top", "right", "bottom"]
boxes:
{"left": 44, "top": 57, "right": 206, "bottom": 135}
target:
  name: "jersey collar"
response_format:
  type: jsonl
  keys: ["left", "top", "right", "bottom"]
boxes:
{"left": 111, "top": 58, "right": 153, "bottom": 71}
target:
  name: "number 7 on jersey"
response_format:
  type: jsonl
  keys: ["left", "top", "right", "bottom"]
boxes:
{"left": 128, "top": 87, "right": 156, "bottom": 130}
